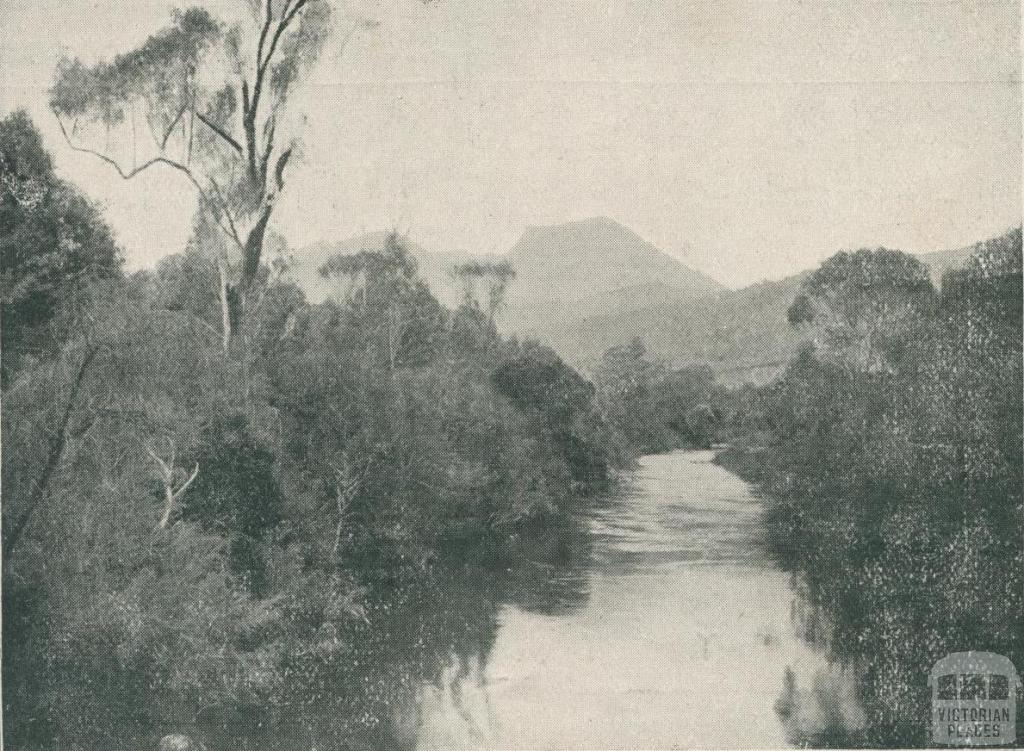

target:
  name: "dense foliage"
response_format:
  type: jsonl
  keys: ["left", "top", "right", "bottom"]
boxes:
{"left": 1, "top": 115, "right": 624, "bottom": 750}
{"left": 720, "top": 231, "right": 1023, "bottom": 747}
{"left": 0, "top": 110, "right": 123, "bottom": 382}
{"left": 594, "top": 337, "right": 727, "bottom": 453}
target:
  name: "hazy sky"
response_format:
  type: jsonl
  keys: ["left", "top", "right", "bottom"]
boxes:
{"left": 2, "top": 0, "right": 1020, "bottom": 287}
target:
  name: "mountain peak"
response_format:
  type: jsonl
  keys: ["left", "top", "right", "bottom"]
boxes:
{"left": 519, "top": 216, "right": 644, "bottom": 244}
{"left": 507, "top": 217, "right": 724, "bottom": 301}
{"left": 287, "top": 221, "right": 726, "bottom": 326}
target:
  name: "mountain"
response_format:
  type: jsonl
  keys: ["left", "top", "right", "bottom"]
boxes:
{"left": 483, "top": 217, "right": 799, "bottom": 384}
{"left": 502, "top": 217, "right": 724, "bottom": 328}
{"left": 288, "top": 218, "right": 724, "bottom": 323}
{"left": 523, "top": 237, "right": 1002, "bottom": 386}
{"left": 526, "top": 273, "right": 807, "bottom": 385}
{"left": 285, "top": 222, "right": 997, "bottom": 389}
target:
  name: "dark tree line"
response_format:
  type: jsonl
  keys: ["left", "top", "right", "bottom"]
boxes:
{"left": 594, "top": 337, "right": 727, "bottom": 455}
{"left": 0, "top": 110, "right": 122, "bottom": 383}
{"left": 720, "top": 229, "right": 1023, "bottom": 747}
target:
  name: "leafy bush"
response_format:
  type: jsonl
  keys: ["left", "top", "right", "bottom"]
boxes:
{"left": 720, "top": 230, "right": 1023, "bottom": 747}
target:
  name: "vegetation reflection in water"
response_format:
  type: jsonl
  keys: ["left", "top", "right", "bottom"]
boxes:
{"left": 186, "top": 451, "right": 857, "bottom": 751}
{"left": 223, "top": 451, "right": 870, "bottom": 751}
{"left": 197, "top": 520, "right": 593, "bottom": 751}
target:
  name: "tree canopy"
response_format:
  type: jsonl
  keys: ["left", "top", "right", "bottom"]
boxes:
{"left": 0, "top": 110, "right": 123, "bottom": 382}
{"left": 50, "top": 1, "right": 357, "bottom": 340}
{"left": 787, "top": 248, "right": 936, "bottom": 373}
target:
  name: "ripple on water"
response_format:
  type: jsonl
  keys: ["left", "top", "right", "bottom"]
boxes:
{"left": 587, "top": 450, "right": 771, "bottom": 572}
{"left": 414, "top": 449, "right": 839, "bottom": 750}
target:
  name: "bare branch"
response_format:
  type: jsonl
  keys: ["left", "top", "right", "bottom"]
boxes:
{"left": 187, "top": 103, "right": 195, "bottom": 163}
{"left": 331, "top": 461, "right": 364, "bottom": 557}
{"left": 74, "top": 101, "right": 242, "bottom": 259}
{"left": 148, "top": 440, "right": 200, "bottom": 529}
{"left": 172, "top": 463, "right": 200, "bottom": 502}
{"left": 195, "top": 111, "right": 244, "bottom": 154}
{"left": 255, "top": 0, "right": 275, "bottom": 72}
{"left": 4, "top": 346, "right": 100, "bottom": 562}
{"left": 55, "top": 113, "right": 206, "bottom": 194}
{"left": 161, "top": 105, "right": 188, "bottom": 151}
{"left": 216, "top": 257, "right": 233, "bottom": 352}
{"left": 252, "top": 0, "right": 307, "bottom": 115}
{"left": 146, "top": 446, "right": 173, "bottom": 480}
{"left": 160, "top": 80, "right": 193, "bottom": 151}
{"left": 273, "top": 146, "right": 292, "bottom": 191}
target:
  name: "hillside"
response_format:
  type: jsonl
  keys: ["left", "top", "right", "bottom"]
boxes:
{"left": 917, "top": 241, "right": 993, "bottom": 284}
{"left": 503, "top": 217, "right": 723, "bottom": 328}
{"left": 523, "top": 238, "right": 1002, "bottom": 385}
{"left": 287, "top": 224, "right": 998, "bottom": 388}
{"left": 524, "top": 274, "right": 807, "bottom": 385}
{"left": 289, "top": 218, "right": 724, "bottom": 325}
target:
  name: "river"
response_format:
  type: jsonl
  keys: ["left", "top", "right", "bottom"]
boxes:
{"left": 404, "top": 449, "right": 859, "bottom": 749}
{"left": 197, "top": 449, "right": 860, "bottom": 750}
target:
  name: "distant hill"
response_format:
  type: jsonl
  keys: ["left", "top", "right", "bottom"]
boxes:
{"left": 522, "top": 236, "right": 1007, "bottom": 386}
{"left": 288, "top": 218, "right": 724, "bottom": 325}
{"left": 503, "top": 217, "right": 723, "bottom": 329}
{"left": 523, "top": 273, "right": 807, "bottom": 385}
{"left": 917, "top": 243, "right": 988, "bottom": 284}
{"left": 286, "top": 223, "right": 1001, "bottom": 388}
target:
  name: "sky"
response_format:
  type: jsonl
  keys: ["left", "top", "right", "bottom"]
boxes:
{"left": 1, "top": 0, "right": 1020, "bottom": 288}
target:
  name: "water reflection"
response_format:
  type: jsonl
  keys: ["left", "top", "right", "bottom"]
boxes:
{"left": 203, "top": 450, "right": 858, "bottom": 750}
{"left": 588, "top": 450, "right": 769, "bottom": 574}
{"left": 409, "top": 450, "right": 849, "bottom": 749}
{"left": 197, "top": 519, "right": 593, "bottom": 750}
{"left": 775, "top": 663, "right": 866, "bottom": 748}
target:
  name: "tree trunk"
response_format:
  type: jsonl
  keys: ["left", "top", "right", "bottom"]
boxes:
{"left": 240, "top": 205, "right": 272, "bottom": 295}
{"left": 4, "top": 346, "right": 98, "bottom": 563}
{"left": 216, "top": 258, "right": 232, "bottom": 353}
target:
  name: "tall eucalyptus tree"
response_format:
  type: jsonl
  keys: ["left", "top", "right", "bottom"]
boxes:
{"left": 51, "top": 1, "right": 374, "bottom": 347}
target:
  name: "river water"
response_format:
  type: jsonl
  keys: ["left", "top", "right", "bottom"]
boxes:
{"left": 195, "top": 449, "right": 859, "bottom": 751}
{"left": 403, "top": 449, "right": 856, "bottom": 750}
